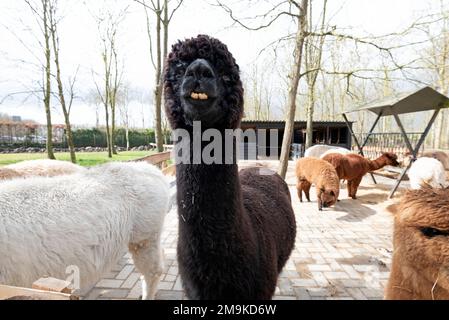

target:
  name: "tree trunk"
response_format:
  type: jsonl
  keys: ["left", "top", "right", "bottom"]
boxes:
{"left": 103, "top": 52, "right": 112, "bottom": 158}
{"left": 125, "top": 126, "right": 130, "bottom": 151}
{"left": 43, "top": 0, "right": 55, "bottom": 160}
{"left": 111, "top": 98, "right": 117, "bottom": 155}
{"left": 111, "top": 50, "right": 119, "bottom": 155}
{"left": 105, "top": 104, "right": 112, "bottom": 157}
{"left": 163, "top": 0, "right": 169, "bottom": 62}
{"left": 49, "top": 9, "right": 76, "bottom": 163}
{"left": 278, "top": 0, "right": 309, "bottom": 179}
{"left": 434, "top": 113, "right": 444, "bottom": 149}
{"left": 304, "top": 0, "right": 327, "bottom": 150}
{"left": 305, "top": 86, "right": 315, "bottom": 149}
{"left": 154, "top": 1, "right": 164, "bottom": 153}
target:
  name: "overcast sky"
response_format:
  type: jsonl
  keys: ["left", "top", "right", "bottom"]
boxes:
{"left": 0, "top": 0, "right": 442, "bottom": 127}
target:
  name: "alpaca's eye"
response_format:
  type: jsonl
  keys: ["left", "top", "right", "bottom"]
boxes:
{"left": 420, "top": 227, "right": 449, "bottom": 238}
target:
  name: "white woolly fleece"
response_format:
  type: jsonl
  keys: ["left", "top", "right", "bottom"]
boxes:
{"left": 304, "top": 145, "right": 351, "bottom": 158}
{"left": 320, "top": 148, "right": 353, "bottom": 159}
{"left": 0, "top": 161, "right": 169, "bottom": 298}
{"left": 408, "top": 157, "right": 448, "bottom": 190}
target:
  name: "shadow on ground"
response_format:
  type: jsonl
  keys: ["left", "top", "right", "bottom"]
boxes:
{"left": 335, "top": 199, "right": 377, "bottom": 222}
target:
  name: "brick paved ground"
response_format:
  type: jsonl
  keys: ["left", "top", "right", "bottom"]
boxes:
{"left": 83, "top": 161, "right": 403, "bottom": 300}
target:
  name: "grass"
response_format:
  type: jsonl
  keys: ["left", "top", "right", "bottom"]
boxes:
{"left": 0, "top": 151, "right": 155, "bottom": 167}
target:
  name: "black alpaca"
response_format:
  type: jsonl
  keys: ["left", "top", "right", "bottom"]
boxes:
{"left": 164, "top": 35, "right": 296, "bottom": 300}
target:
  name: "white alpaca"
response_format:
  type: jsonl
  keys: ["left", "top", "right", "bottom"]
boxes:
{"left": 320, "top": 148, "right": 352, "bottom": 159}
{"left": 408, "top": 157, "right": 448, "bottom": 190}
{"left": 0, "top": 162, "right": 169, "bottom": 300}
{"left": 1, "top": 159, "right": 84, "bottom": 180}
{"left": 304, "top": 145, "right": 351, "bottom": 158}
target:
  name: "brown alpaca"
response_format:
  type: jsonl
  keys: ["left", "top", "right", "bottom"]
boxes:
{"left": 386, "top": 187, "right": 449, "bottom": 300}
{"left": 295, "top": 157, "right": 340, "bottom": 211}
{"left": 322, "top": 152, "right": 399, "bottom": 199}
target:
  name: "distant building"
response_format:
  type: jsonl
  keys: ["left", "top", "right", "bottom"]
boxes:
{"left": 0, "top": 119, "right": 65, "bottom": 144}
{"left": 12, "top": 116, "right": 22, "bottom": 122}
{"left": 239, "top": 120, "right": 353, "bottom": 160}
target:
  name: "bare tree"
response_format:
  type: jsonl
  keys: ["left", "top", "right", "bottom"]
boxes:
{"left": 217, "top": 0, "right": 310, "bottom": 179}
{"left": 86, "top": 88, "right": 102, "bottom": 128}
{"left": 48, "top": 0, "right": 77, "bottom": 163}
{"left": 304, "top": 0, "right": 327, "bottom": 149}
{"left": 110, "top": 45, "right": 124, "bottom": 154}
{"left": 277, "top": 0, "right": 309, "bottom": 178}
{"left": 118, "top": 84, "right": 131, "bottom": 151}
{"left": 244, "top": 57, "right": 277, "bottom": 120}
{"left": 92, "top": 4, "right": 127, "bottom": 158}
{"left": 421, "top": 1, "right": 449, "bottom": 149}
{"left": 136, "top": 0, "right": 183, "bottom": 152}
{"left": 24, "top": 0, "right": 56, "bottom": 159}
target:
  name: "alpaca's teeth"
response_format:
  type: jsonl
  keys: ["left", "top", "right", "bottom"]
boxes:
{"left": 190, "top": 92, "right": 208, "bottom": 100}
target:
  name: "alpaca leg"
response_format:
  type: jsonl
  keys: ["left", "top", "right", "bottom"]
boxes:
{"left": 129, "top": 237, "right": 164, "bottom": 300}
{"left": 347, "top": 180, "right": 353, "bottom": 198}
{"left": 296, "top": 181, "right": 303, "bottom": 202}
{"left": 303, "top": 181, "right": 312, "bottom": 202}
{"left": 351, "top": 177, "right": 363, "bottom": 199}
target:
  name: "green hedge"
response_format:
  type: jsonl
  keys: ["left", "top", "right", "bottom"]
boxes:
{"left": 72, "top": 128, "right": 157, "bottom": 148}
{"left": 0, "top": 128, "right": 168, "bottom": 149}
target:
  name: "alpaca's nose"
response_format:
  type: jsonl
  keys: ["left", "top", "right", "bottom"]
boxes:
{"left": 188, "top": 59, "right": 214, "bottom": 82}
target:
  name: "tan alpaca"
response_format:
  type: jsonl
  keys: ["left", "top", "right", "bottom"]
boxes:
{"left": 0, "top": 159, "right": 84, "bottom": 181}
{"left": 295, "top": 157, "right": 340, "bottom": 211}
{"left": 386, "top": 187, "right": 449, "bottom": 300}
{"left": 0, "top": 168, "right": 21, "bottom": 180}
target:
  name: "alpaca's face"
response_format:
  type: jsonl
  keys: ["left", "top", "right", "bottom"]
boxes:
{"left": 394, "top": 215, "right": 449, "bottom": 292}
{"left": 389, "top": 188, "right": 449, "bottom": 292}
{"left": 164, "top": 35, "right": 244, "bottom": 130}
{"left": 319, "top": 189, "right": 338, "bottom": 208}
{"left": 383, "top": 153, "right": 400, "bottom": 167}
{"left": 179, "top": 59, "right": 225, "bottom": 127}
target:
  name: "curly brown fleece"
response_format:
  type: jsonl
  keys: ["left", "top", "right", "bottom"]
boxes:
{"left": 295, "top": 157, "right": 340, "bottom": 211}
{"left": 386, "top": 187, "right": 449, "bottom": 300}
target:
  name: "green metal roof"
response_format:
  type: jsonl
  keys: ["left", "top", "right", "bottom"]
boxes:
{"left": 344, "top": 86, "right": 449, "bottom": 116}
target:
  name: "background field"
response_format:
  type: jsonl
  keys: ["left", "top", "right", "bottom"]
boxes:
{"left": 0, "top": 151, "right": 155, "bottom": 167}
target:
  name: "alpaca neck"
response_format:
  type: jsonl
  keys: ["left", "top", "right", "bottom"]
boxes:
{"left": 175, "top": 127, "right": 244, "bottom": 228}
{"left": 387, "top": 251, "right": 449, "bottom": 300}
{"left": 368, "top": 157, "right": 387, "bottom": 172}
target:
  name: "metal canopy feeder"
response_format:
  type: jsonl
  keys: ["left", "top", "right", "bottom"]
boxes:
{"left": 342, "top": 86, "right": 449, "bottom": 198}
